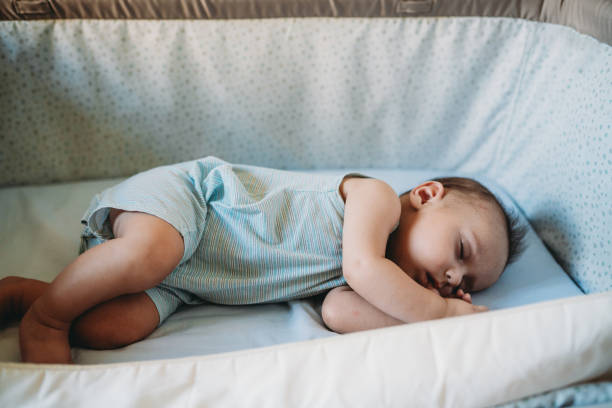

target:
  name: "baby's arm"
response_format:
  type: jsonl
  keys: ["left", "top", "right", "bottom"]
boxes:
{"left": 322, "top": 285, "right": 484, "bottom": 333}
{"left": 322, "top": 286, "right": 403, "bottom": 333}
{"left": 340, "top": 179, "right": 485, "bottom": 325}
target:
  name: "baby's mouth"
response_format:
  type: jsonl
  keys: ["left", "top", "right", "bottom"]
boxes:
{"left": 420, "top": 271, "right": 440, "bottom": 295}
{"left": 425, "top": 272, "right": 439, "bottom": 289}
{"left": 417, "top": 270, "right": 436, "bottom": 288}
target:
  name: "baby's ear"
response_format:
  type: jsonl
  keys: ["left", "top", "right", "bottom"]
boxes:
{"left": 409, "top": 181, "right": 445, "bottom": 209}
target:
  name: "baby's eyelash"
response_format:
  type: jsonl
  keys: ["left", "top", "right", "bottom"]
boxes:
{"left": 460, "top": 240, "right": 464, "bottom": 259}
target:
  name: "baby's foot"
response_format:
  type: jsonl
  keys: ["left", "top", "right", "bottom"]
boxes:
{"left": 19, "top": 303, "right": 72, "bottom": 364}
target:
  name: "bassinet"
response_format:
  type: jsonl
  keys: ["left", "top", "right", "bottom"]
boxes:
{"left": 1, "top": 0, "right": 611, "bottom": 406}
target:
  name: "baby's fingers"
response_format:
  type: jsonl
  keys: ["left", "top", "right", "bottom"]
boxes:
{"left": 456, "top": 289, "right": 472, "bottom": 304}
{"left": 473, "top": 304, "right": 488, "bottom": 312}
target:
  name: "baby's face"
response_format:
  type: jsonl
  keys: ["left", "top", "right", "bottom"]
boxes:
{"left": 388, "top": 188, "right": 508, "bottom": 297}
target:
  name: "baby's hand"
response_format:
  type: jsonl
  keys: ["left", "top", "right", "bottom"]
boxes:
{"left": 426, "top": 286, "right": 472, "bottom": 304}
{"left": 423, "top": 283, "right": 485, "bottom": 317}
{"left": 444, "top": 297, "right": 488, "bottom": 318}
{"left": 456, "top": 289, "right": 472, "bottom": 304}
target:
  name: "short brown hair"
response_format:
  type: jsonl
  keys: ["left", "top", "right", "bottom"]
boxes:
{"left": 402, "top": 177, "right": 527, "bottom": 267}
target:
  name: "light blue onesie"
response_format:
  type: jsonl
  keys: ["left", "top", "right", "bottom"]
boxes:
{"left": 80, "top": 156, "right": 360, "bottom": 324}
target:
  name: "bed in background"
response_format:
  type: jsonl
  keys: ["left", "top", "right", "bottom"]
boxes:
{"left": 1, "top": 0, "right": 611, "bottom": 406}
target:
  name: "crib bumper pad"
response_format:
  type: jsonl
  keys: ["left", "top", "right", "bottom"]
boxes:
{"left": 1, "top": 291, "right": 610, "bottom": 407}
{"left": 2, "top": 17, "right": 610, "bottom": 294}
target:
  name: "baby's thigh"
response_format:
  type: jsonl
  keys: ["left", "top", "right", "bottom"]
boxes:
{"left": 110, "top": 210, "right": 185, "bottom": 272}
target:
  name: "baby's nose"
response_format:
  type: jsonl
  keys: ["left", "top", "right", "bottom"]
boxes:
{"left": 445, "top": 270, "right": 463, "bottom": 286}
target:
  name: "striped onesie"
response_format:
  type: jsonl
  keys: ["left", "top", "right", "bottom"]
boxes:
{"left": 80, "top": 156, "right": 362, "bottom": 324}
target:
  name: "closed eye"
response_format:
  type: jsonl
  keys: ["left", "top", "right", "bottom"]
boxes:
{"left": 460, "top": 239, "right": 464, "bottom": 260}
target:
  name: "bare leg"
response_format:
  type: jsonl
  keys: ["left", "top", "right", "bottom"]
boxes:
{"left": 0, "top": 276, "right": 159, "bottom": 350}
{"left": 19, "top": 210, "right": 184, "bottom": 363}
{"left": 0, "top": 277, "right": 47, "bottom": 326}
{"left": 70, "top": 292, "right": 159, "bottom": 349}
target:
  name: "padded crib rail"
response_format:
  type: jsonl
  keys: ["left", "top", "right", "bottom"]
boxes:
{"left": 1, "top": 292, "right": 611, "bottom": 407}
{"left": 1, "top": 0, "right": 611, "bottom": 45}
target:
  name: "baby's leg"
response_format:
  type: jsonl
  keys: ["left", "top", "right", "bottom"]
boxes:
{"left": 1, "top": 276, "right": 159, "bottom": 349}
{"left": 0, "top": 277, "right": 47, "bottom": 325}
{"left": 19, "top": 210, "right": 184, "bottom": 363}
{"left": 70, "top": 292, "right": 159, "bottom": 349}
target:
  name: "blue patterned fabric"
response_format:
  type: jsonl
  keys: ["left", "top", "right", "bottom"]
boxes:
{"left": 80, "top": 156, "right": 350, "bottom": 323}
{"left": 1, "top": 18, "right": 610, "bottom": 293}
{"left": 496, "top": 381, "right": 612, "bottom": 408}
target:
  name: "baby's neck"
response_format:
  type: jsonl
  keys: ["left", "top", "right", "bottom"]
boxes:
{"left": 385, "top": 195, "right": 415, "bottom": 263}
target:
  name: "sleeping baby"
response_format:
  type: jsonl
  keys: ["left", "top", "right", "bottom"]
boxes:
{"left": 0, "top": 156, "right": 526, "bottom": 363}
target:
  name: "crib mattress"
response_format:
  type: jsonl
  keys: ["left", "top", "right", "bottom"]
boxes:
{"left": 0, "top": 168, "right": 610, "bottom": 407}
{"left": 0, "top": 167, "right": 584, "bottom": 364}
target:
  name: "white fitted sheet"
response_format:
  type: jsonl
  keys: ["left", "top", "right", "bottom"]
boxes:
{"left": 0, "top": 168, "right": 582, "bottom": 363}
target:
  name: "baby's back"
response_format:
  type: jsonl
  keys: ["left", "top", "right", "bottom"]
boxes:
{"left": 164, "top": 156, "right": 350, "bottom": 304}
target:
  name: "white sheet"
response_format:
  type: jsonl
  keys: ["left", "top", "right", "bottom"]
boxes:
{"left": 0, "top": 168, "right": 582, "bottom": 364}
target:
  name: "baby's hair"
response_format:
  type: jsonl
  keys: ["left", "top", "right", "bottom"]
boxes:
{"left": 402, "top": 177, "right": 528, "bottom": 267}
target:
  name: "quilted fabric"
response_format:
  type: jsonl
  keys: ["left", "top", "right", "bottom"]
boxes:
{"left": 0, "top": 17, "right": 610, "bottom": 292}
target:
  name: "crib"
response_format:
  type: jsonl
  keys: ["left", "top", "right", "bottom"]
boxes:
{"left": 1, "top": 0, "right": 611, "bottom": 406}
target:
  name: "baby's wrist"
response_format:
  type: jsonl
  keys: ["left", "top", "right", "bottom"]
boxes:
{"left": 442, "top": 297, "right": 454, "bottom": 318}
{"left": 443, "top": 297, "right": 467, "bottom": 318}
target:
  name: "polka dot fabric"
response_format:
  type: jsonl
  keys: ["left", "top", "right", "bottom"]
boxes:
{"left": 0, "top": 18, "right": 610, "bottom": 292}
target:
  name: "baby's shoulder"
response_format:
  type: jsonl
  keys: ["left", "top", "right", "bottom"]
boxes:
{"left": 339, "top": 176, "right": 398, "bottom": 205}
